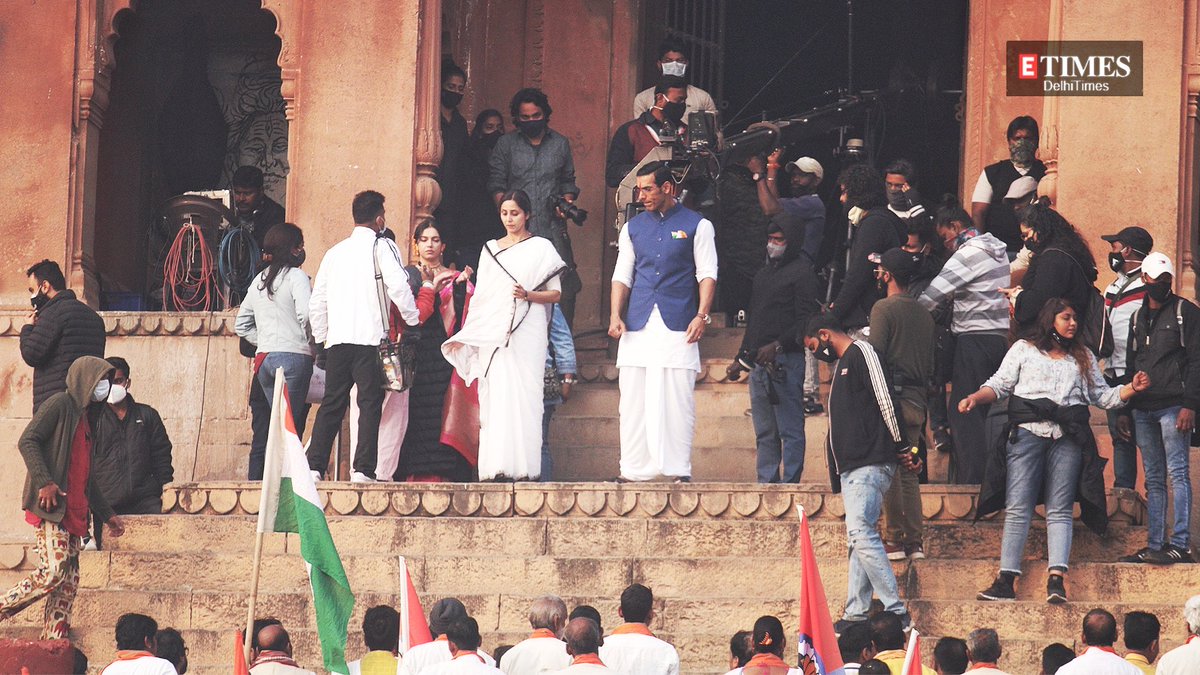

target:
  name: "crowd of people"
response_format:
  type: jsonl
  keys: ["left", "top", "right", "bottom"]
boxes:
{"left": 62, "top": 591, "right": 1200, "bottom": 674}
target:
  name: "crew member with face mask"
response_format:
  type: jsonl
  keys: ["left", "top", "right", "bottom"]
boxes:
{"left": 460, "top": 109, "right": 507, "bottom": 270}
{"left": 436, "top": 60, "right": 470, "bottom": 263}
{"left": 725, "top": 218, "right": 821, "bottom": 483}
{"left": 90, "top": 357, "right": 174, "bottom": 517}
{"left": 605, "top": 76, "right": 689, "bottom": 189}
{"left": 1118, "top": 252, "right": 1200, "bottom": 565}
{"left": 802, "top": 313, "right": 917, "bottom": 635}
{"left": 20, "top": 259, "right": 106, "bottom": 413}
{"left": 632, "top": 38, "right": 718, "bottom": 118}
{"left": 1099, "top": 226, "right": 1153, "bottom": 495}
{"left": 970, "top": 115, "right": 1047, "bottom": 256}
{"left": 1006, "top": 199, "right": 1100, "bottom": 334}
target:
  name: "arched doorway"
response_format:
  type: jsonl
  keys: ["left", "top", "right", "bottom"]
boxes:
{"left": 93, "top": 0, "right": 289, "bottom": 310}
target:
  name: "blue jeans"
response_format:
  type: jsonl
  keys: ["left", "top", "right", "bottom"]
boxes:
{"left": 750, "top": 351, "right": 806, "bottom": 483}
{"left": 541, "top": 403, "right": 557, "bottom": 481}
{"left": 1106, "top": 408, "right": 1138, "bottom": 490}
{"left": 841, "top": 463, "right": 904, "bottom": 621}
{"left": 257, "top": 352, "right": 314, "bottom": 440}
{"left": 1000, "top": 428, "right": 1082, "bottom": 573}
{"left": 1133, "top": 406, "right": 1192, "bottom": 550}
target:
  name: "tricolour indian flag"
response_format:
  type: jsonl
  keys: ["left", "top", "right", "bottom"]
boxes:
{"left": 258, "top": 369, "right": 355, "bottom": 674}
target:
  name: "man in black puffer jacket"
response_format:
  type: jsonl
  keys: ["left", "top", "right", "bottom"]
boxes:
{"left": 828, "top": 164, "right": 905, "bottom": 335}
{"left": 20, "top": 260, "right": 106, "bottom": 413}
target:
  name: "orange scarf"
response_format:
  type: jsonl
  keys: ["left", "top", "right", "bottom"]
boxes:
{"left": 744, "top": 652, "right": 791, "bottom": 670}
{"left": 453, "top": 651, "right": 485, "bottom": 663}
{"left": 611, "top": 623, "right": 654, "bottom": 637}
{"left": 114, "top": 651, "right": 155, "bottom": 661}
{"left": 530, "top": 628, "right": 557, "bottom": 639}
{"left": 572, "top": 654, "right": 605, "bottom": 666}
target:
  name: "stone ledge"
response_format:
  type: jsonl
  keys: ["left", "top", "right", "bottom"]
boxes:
{"left": 161, "top": 481, "right": 1146, "bottom": 524}
{"left": 0, "top": 310, "right": 238, "bottom": 337}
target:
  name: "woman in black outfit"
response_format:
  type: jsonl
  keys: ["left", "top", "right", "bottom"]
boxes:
{"left": 1009, "top": 197, "right": 1099, "bottom": 332}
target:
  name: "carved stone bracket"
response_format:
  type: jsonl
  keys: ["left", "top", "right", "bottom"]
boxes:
{"left": 0, "top": 311, "right": 239, "bottom": 338}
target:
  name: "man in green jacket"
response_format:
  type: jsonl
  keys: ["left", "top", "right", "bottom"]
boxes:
{"left": 0, "top": 355, "right": 126, "bottom": 639}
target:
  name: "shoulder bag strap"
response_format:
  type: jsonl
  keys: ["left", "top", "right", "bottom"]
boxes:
{"left": 373, "top": 237, "right": 392, "bottom": 338}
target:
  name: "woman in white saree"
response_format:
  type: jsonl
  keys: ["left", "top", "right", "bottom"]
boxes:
{"left": 442, "top": 189, "right": 566, "bottom": 480}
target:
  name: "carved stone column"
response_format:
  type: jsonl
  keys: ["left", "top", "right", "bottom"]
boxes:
{"left": 1180, "top": 0, "right": 1200, "bottom": 296}
{"left": 1036, "top": 0, "right": 1064, "bottom": 207}
{"left": 412, "top": 0, "right": 444, "bottom": 240}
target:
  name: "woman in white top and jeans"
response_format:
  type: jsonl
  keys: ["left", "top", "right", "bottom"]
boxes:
{"left": 236, "top": 223, "right": 314, "bottom": 445}
{"left": 960, "top": 297, "right": 1149, "bottom": 604}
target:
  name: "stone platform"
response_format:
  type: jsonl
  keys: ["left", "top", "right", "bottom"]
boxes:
{"left": 0, "top": 481, "right": 1180, "bottom": 675}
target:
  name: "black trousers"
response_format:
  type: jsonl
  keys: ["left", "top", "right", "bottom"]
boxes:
{"left": 948, "top": 332, "right": 1008, "bottom": 484}
{"left": 306, "top": 344, "right": 385, "bottom": 478}
{"left": 248, "top": 376, "right": 271, "bottom": 480}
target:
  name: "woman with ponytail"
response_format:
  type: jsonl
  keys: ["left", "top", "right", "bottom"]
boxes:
{"left": 729, "top": 616, "right": 808, "bottom": 675}
{"left": 1006, "top": 198, "right": 1099, "bottom": 332}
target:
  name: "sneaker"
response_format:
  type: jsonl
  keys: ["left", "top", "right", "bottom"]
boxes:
{"left": 895, "top": 611, "right": 913, "bottom": 633}
{"left": 803, "top": 396, "right": 825, "bottom": 415}
{"left": 1046, "top": 574, "right": 1067, "bottom": 604}
{"left": 310, "top": 470, "right": 322, "bottom": 484}
{"left": 884, "top": 540, "right": 906, "bottom": 561}
{"left": 977, "top": 573, "right": 1016, "bottom": 601}
{"left": 1118, "top": 546, "right": 1154, "bottom": 563}
{"left": 670, "top": 476, "right": 691, "bottom": 484}
{"left": 82, "top": 537, "right": 98, "bottom": 551}
{"left": 932, "top": 426, "right": 953, "bottom": 453}
{"left": 833, "top": 618, "right": 866, "bottom": 636}
{"left": 905, "top": 543, "right": 926, "bottom": 560}
{"left": 350, "top": 471, "right": 376, "bottom": 483}
{"left": 1146, "top": 545, "right": 1195, "bottom": 565}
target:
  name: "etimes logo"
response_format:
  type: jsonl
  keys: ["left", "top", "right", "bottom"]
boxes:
{"left": 1007, "top": 41, "right": 1143, "bottom": 96}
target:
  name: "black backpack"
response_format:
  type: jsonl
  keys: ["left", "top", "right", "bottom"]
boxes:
{"left": 1047, "top": 248, "right": 1113, "bottom": 358}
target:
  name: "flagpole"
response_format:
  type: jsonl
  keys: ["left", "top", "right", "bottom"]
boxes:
{"left": 399, "top": 555, "right": 411, "bottom": 655}
{"left": 900, "top": 628, "right": 920, "bottom": 674}
{"left": 244, "top": 530, "right": 266, "bottom": 665}
{"left": 245, "top": 370, "right": 286, "bottom": 666}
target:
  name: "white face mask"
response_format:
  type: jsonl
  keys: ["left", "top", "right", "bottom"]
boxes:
{"left": 107, "top": 383, "right": 128, "bottom": 405}
{"left": 661, "top": 61, "right": 687, "bottom": 77}
{"left": 848, "top": 206, "right": 866, "bottom": 225}
{"left": 767, "top": 243, "right": 787, "bottom": 259}
{"left": 92, "top": 380, "right": 111, "bottom": 403}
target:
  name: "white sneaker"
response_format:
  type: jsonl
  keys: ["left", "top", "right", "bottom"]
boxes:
{"left": 82, "top": 537, "right": 98, "bottom": 551}
{"left": 350, "top": 471, "right": 375, "bottom": 483}
{"left": 310, "top": 470, "right": 322, "bottom": 484}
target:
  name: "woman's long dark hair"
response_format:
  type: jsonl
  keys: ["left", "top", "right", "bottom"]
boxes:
{"left": 1023, "top": 297, "right": 1094, "bottom": 382}
{"left": 471, "top": 109, "right": 503, "bottom": 140}
{"left": 260, "top": 222, "right": 304, "bottom": 299}
{"left": 1021, "top": 197, "right": 1097, "bottom": 282}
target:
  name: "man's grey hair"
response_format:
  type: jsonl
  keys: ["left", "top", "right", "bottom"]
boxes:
{"left": 1185, "top": 594, "right": 1200, "bottom": 635}
{"left": 967, "top": 628, "right": 1002, "bottom": 663}
{"left": 529, "top": 595, "right": 568, "bottom": 632}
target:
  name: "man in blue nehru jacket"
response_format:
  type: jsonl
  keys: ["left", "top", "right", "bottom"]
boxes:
{"left": 608, "top": 162, "right": 718, "bottom": 482}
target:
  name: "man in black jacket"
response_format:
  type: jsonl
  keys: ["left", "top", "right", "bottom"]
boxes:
{"left": 726, "top": 215, "right": 821, "bottom": 483}
{"left": 1119, "top": 252, "right": 1199, "bottom": 565}
{"left": 828, "top": 164, "right": 905, "bottom": 335}
{"left": 92, "top": 357, "right": 174, "bottom": 516}
{"left": 804, "top": 313, "right": 913, "bottom": 633}
{"left": 20, "top": 260, "right": 106, "bottom": 413}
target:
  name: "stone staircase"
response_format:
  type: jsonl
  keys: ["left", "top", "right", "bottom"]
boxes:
{"left": 0, "top": 481, "right": 1175, "bottom": 675}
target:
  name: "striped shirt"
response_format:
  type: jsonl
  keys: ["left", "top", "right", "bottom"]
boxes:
{"left": 918, "top": 231, "right": 1011, "bottom": 335}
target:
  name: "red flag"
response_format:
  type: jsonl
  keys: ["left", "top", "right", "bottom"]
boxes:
{"left": 399, "top": 556, "right": 433, "bottom": 653}
{"left": 795, "top": 505, "right": 846, "bottom": 674}
{"left": 234, "top": 630, "right": 250, "bottom": 675}
{"left": 900, "top": 629, "right": 923, "bottom": 675}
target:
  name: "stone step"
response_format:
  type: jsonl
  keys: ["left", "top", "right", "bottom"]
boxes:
{"left": 547, "top": 444, "right": 832, "bottom": 484}
{"left": 555, "top": 384, "right": 757, "bottom": 418}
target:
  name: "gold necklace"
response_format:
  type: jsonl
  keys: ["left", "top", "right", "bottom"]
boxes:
{"left": 419, "top": 261, "right": 445, "bottom": 278}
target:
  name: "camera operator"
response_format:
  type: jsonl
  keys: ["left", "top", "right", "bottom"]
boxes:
{"left": 632, "top": 38, "right": 718, "bottom": 118}
{"left": 606, "top": 76, "right": 688, "bottom": 189}
{"left": 489, "top": 87, "right": 583, "bottom": 325}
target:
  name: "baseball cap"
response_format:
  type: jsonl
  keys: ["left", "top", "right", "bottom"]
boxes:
{"left": 1100, "top": 226, "right": 1154, "bottom": 256}
{"left": 786, "top": 157, "right": 824, "bottom": 183}
{"left": 1141, "top": 252, "right": 1175, "bottom": 280}
{"left": 872, "top": 248, "right": 923, "bottom": 285}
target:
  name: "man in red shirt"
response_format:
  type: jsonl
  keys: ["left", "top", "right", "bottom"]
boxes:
{"left": 0, "top": 355, "right": 125, "bottom": 639}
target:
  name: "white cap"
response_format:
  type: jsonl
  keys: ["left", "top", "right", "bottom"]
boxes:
{"left": 786, "top": 157, "right": 823, "bottom": 183}
{"left": 1004, "top": 175, "right": 1038, "bottom": 199}
{"left": 1142, "top": 252, "right": 1175, "bottom": 280}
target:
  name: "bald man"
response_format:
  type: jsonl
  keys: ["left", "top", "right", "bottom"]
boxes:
{"left": 250, "top": 624, "right": 316, "bottom": 675}
{"left": 561, "top": 618, "right": 611, "bottom": 672}
{"left": 499, "top": 595, "right": 571, "bottom": 674}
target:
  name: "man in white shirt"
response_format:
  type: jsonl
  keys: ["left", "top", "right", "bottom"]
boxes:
{"left": 1157, "top": 594, "right": 1200, "bottom": 675}
{"left": 401, "top": 598, "right": 497, "bottom": 674}
{"left": 500, "top": 595, "right": 571, "bottom": 673}
{"left": 424, "top": 618, "right": 502, "bottom": 674}
{"left": 560, "top": 617, "right": 611, "bottom": 672}
{"left": 249, "top": 624, "right": 317, "bottom": 675}
{"left": 306, "top": 190, "right": 420, "bottom": 482}
{"left": 608, "top": 162, "right": 718, "bottom": 483}
{"left": 965, "top": 628, "right": 1012, "bottom": 675}
{"left": 598, "top": 584, "right": 680, "bottom": 675}
{"left": 100, "top": 613, "right": 178, "bottom": 675}
{"left": 632, "top": 38, "right": 718, "bottom": 119}
{"left": 1055, "top": 609, "right": 1142, "bottom": 675}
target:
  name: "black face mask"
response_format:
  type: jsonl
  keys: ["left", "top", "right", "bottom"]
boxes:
{"left": 812, "top": 340, "right": 838, "bottom": 363}
{"left": 30, "top": 291, "right": 49, "bottom": 311}
{"left": 1108, "top": 252, "right": 1125, "bottom": 273}
{"left": 480, "top": 131, "right": 502, "bottom": 149}
{"left": 517, "top": 119, "right": 547, "bottom": 138}
{"left": 1050, "top": 329, "right": 1071, "bottom": 349}
{"left": 441, "top": 89, "right": 463, "bottom": 109}
{"left": 886, "top": 190, "right": 910, "bottom": 210}
{"left": 1146, "top": 281, "right": 1172, "bottom": 303}
{"left": 876, "top": 275, "right": 889, "bottom": 298}
{"left": 662, "top": 100, "right": 686, "bottom": 125}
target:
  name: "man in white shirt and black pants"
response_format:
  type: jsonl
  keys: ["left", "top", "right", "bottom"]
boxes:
{"left": 307, "top": 191, "right": 420, "bottom": 481}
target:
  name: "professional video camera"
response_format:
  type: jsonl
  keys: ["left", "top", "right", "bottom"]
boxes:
{"left": 548, "top": 195, "right": 588, "bottom": 226}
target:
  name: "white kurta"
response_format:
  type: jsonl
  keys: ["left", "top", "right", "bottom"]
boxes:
{"left": 597, "top": 633, "right": 681, "bottom": 675}
{"left": 400, "top": 641, "right": 496, "bottom": 674}
{"left": 612, "top": 215, "right": 718, "bottom": 481}
{"left": 442, "top": 236, "right": 564, "bottom": 480}
{"left": 499, "top": 637, "right": 571, "bottom": 674}
{"left": 423, "top": 653, "right": 503, "bottom": 675}
{"left": 557, "top": 664, "right": 612, "bottom": 673}
{"left": 1054, "top": 647, "right": 1143, "bottom": 675}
